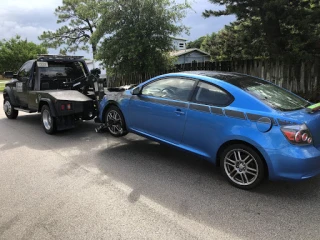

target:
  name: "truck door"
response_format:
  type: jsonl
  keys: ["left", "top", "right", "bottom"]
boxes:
{"left": 27, "top": 63, "right": 38, "bottom": 111}
{"left": 15, "top": 60, "right": 34, "bottom": 107}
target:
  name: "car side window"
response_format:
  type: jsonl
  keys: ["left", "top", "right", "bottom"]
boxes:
{"left": 142, "top": 78, "right": 196, "bottom": 101}
{"left": 192, "top": 82, "right": 233, "bottom": 106}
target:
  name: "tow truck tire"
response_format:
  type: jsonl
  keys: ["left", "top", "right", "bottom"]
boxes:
{"left": 41, "top": 105, "right": 56, "bottom": 134}
{"left": 105, "top": 106, "right": 128, "bottom": 137}
{"left": 3, "top": 96, "right": 18, "bottom": 119}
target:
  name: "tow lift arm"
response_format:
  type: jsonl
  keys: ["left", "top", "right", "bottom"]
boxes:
{"left": 75, "top": 68, "right": 108, "bottom": 133}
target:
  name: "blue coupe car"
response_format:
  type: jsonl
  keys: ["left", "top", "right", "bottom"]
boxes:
{"left": 98, "top": 71, "right": 320, "bottom": 189}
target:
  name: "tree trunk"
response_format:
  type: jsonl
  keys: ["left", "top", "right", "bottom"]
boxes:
{"left": 92, "top": 44, "right": 97, "bottom": 59}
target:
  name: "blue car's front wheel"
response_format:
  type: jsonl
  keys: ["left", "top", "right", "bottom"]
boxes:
{"left": 220, "top": 144, "right": 265, "bottom": 189}
{"left": 105, "top": 106, "right": 128, "bottom": 137}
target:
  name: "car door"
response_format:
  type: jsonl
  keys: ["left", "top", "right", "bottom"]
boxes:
{"left": 15, "top": 61, "right": 34, "bottom": 107}
{"left": 181, "top": 81, "right": 234, "bottom": 159}
{"left": 128, "top": 77, "right": 196, "bottom": 145}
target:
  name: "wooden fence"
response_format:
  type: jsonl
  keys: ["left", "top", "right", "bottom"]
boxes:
{"left": 106, "top": 57, "right": 320, "bottom": 99}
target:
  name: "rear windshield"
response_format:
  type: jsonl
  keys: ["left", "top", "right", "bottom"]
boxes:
{"left": 39, "top": 61, "right": 87, "bottom": 81}
{"left": 222, "top": 76, "right": 310, "bottom": 111}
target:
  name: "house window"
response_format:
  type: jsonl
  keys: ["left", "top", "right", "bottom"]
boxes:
{"left": 179, "top": 43, "right": 185, "bottom": 48}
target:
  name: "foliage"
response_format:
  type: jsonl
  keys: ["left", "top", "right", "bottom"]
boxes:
{"left": 94, "top": 0, "right": 190, "bottom": 75}
{"left": 203, "top": 0, "right": 320, "bottom": 60}
{"left": 187, "top": 36, "right": 206, "bottom": 49}
{"left": 200, "top": 20, "right": 267, "bottom": 60}
{"left": 38, "top": 0, "right": 102, "bottom": 58}
{"left": 0, "top": 36, "right": 47, "bottom": 73}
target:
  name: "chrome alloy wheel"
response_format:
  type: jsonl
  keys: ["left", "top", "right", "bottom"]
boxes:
{"left": 224, "top": 149, "right": 259, "bottom": 186}
{"left": 42, "top": 109, "right": 52, "bottom": 130}
{"left": 106, "top": 110, "right": 123, "bottom": 135}
{"left": 4, "top": 100, "right": 12, "bottom": 115}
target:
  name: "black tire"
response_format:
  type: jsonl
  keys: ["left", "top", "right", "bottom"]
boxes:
{"left": 105, "top": 106, "right": 128, "bottom": 137}
{"left": 41, "top": 105, "right": 56, "bottom": 134}
{"left": 220, "top": 144, "right": 265, "bottom": 190}
{"left": 3, "top": 96, "right": 18, "bottom": 119}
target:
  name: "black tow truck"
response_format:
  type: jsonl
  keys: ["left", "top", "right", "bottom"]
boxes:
{"left": 3, "top": 55, "right": 105, "bottom": 134}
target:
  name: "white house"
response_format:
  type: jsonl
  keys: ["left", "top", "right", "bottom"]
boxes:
{"left": 170, "top": 37, "right": 211, "bottom": 64}
{"left": 170, "top": 48, "right": 211, "bottom": 64}
{"left": 171, "top": 36, "right": 188, "bottom": 50}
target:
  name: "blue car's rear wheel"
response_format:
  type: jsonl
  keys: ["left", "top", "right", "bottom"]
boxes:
{"left": 105, "top": 106, "right": 128, "bottom": 137}
{"left": 220, "top": 144, "right": 265, "bottom": 189}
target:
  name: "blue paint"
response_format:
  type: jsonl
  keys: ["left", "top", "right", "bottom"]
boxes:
{"left": 99, "top": 72, "right": 320, "bottom": 181}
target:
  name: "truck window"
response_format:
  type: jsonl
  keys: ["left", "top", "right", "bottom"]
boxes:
{"left": 18, "top": 61, "right": 34, "bottom": 79}
{"left": 39, "top": 61, "right": 87, "bottom": 90}
{"left": 39, "top": 61, "right": 86, "bottom": 80}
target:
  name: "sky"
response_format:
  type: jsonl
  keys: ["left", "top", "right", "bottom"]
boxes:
{"left": 0, "top": 0, "right": 235, "bottom": 59}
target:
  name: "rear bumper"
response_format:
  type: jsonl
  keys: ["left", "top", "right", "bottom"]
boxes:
{"left": 55, "top": 100, "right": 97, "bottom": 120}
{"left": 265, "top": 145, "right": 320, "bottom": 180}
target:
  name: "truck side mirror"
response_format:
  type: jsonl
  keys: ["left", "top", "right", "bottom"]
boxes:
{"left": 3, "top": 71, "right": 14, "bottom": 78}
{"left": 132, "top": 87, "right": 141, "bottom": 95}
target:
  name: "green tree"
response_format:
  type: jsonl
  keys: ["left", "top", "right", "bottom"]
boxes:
{"left": 0, "top": 36, "right": 47, "bottom": 73}
{"left": 187, "top": 36, "right": 206, "bottom": 49}
{"left": 38, "top": 0, "right": 102, "bottom": 58}
{"left": 203, "top": 0, "right": 320, "bottom": 60}
{"left": 94, "top": 0, "right": 190, "bottom": 75}
{"left": 201, "top": 20, "right": 267, "bottom": 60}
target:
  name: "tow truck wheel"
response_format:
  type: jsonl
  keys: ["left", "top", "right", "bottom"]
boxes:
{"left": 105, "top": 106, "right": 128, "bottom": 137}
{"left": 41, "top": 105, "right": 56, "bottom": 134}
{"left": 3, "top": 97, "right": 18, "bottom": 119}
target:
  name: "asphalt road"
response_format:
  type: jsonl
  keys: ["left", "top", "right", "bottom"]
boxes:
{"left": 1, "top": 95, "right": 320, "bottom": 240}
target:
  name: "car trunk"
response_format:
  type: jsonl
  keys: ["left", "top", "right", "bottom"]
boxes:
{"left": 279, "top": 109, "right": 320, "bottom": 147}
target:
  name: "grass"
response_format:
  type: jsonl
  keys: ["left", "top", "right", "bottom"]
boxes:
{"left": 0, "top": 79, "right": 8, "bottom": 92}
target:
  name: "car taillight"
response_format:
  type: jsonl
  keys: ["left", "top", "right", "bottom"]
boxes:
{"left": 61, "top": 103, "right": 72, "bottom": 111}
{"left": 280, "top": 123, "right": 312, "bottom": 145}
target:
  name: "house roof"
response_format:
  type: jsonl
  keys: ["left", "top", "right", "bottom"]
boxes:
{"left": 170, "top": 36, "right": 188, "bottom": 41}
{"left": 169, "top": 48, "right": 210, "bottom": 57}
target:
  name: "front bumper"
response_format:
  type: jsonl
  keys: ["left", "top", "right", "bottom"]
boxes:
{"left": 264, "top": 145, "right": 320, "bottom": 180}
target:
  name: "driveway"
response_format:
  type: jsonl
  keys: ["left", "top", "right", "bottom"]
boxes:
{"left": 0, "top": 95, "right": 319, "bottom": 240}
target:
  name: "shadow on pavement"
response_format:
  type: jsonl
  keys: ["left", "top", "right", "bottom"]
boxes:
{"left": 59, "top": 135, "right": 320, "bottom": 239}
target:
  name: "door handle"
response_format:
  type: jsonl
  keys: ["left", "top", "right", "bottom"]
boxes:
{"left": 175, "top": 109, "right": 185, "bottom": 115}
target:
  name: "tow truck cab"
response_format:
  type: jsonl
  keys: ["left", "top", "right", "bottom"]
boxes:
{"left": 3, "top": 55, "right": 101, "bottom": 133}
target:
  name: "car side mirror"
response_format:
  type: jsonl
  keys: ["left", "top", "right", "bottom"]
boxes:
{"left": 3, "top": 71, "right": 14, "bottom": 78}
{"left": 132, "top": 87, "right": 141, "bottom": 95}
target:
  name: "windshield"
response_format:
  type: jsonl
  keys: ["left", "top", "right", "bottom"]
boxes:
{"left": 223, "top": 76, "right": 310, "bottom": 111}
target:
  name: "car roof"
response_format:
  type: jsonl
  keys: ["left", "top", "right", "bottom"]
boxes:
{"left": 180, "top": 70, "right": 248, "bottom": 81}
